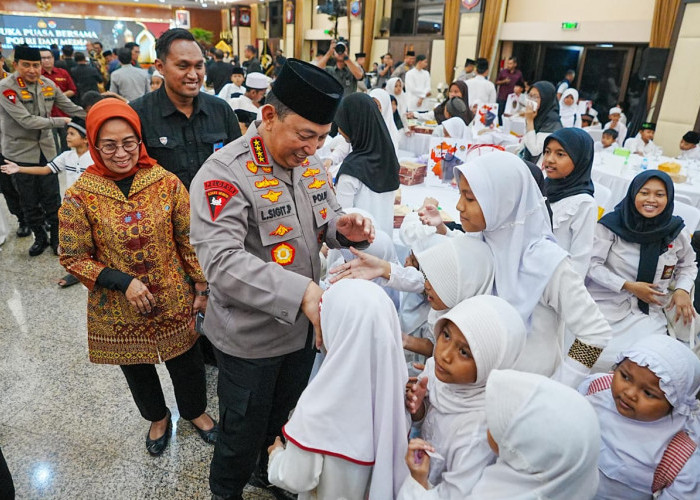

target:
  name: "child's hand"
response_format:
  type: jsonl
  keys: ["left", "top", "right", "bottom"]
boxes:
{"left": 623, "top": 281, "right": 665, "bottom": 305}
{"left": 267, "top": 436, "right": 285, "bottom": 455}
{"left": 1, "top": 160, "right": 20, "bottom": 175}
{"left": 417, "top": 204, "right": 443, "bottom": 227}
{"left": 405, "top": 438, "right": 434, "bottom": 488}
{"left": 329, "top": 247, "right": 390, "bottom": 283}
{"left": 669, "top": 289, "right": 695, "bottom": 325}
{"left": 406, "top": 377, "right": 428, "bottom": 416}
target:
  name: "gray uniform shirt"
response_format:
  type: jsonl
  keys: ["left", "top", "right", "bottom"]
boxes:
{"left": 190, "top": 123, "right": 350, "bottom": 359}
{"left": 0, "top": 72, "right": 85, "bottom": 163}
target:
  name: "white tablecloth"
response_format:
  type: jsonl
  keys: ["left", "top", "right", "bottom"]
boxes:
{"left": 591, "top": 154, "right": 700, "bottom": 210}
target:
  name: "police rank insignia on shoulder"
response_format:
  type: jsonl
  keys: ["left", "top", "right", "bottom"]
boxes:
{"left": 16, "top": 77, "right": 26, "bottom": 88}
{"left": 3, "top": 89, "right": 17, "bottom": 104}
{"left": 271, "top": 242, "right": 295, "bottom": 266}
{"left": 307, "top": 178, "right": 326, "bottom": 189}
{"left": 250, "top": 136, "right": 270, "bottom": 166}
{"left": 204, "top": 179, "right": 239, "bottom": 221}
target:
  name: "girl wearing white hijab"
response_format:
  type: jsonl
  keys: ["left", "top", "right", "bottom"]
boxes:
{"left": 466, "top": 369, "right": 601, "bottom": 500}
{"left": 442, "top": 117, "right": 471, "bottom": 141}
{"left": 387, "top": 77, "right": 410, "bottom": 131}
{"left": 559, "top": 88, "right": 582, "bottom": 128}
{"left": 267, "top": 279, "right": 409, "bottom": 499}
{"left": 369, "top": 88, "right": 401, "bottom": 154}
{"left": 579, "top": 335, "right": 700, "bottom": 500}
{"left": 454, "top": 151, "right": 611, "bottom": 387}
{"left": 399, "top": 296, "right": 528, "bottom": 499}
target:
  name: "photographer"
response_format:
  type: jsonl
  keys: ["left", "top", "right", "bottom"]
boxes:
{"left": 317, "top": 40, "right": 364, "bottom": 96}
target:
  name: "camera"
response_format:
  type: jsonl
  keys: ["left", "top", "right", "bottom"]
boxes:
{"left": 335, "top": 39, "right": 347, "bottom": 55}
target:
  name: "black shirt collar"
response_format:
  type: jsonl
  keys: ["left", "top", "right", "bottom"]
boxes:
{"left": 157, "top": 86, "right": 208, "bottom": 118}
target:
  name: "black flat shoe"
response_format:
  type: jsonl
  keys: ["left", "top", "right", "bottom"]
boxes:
{"left": 146, "top": 409, "right": 172, "bottom": 456}
{"left": 16, "top": 225, "right": 31, "bottom": 237}
{"left": 191, "top": 416, "right": 219, "bottom": 445}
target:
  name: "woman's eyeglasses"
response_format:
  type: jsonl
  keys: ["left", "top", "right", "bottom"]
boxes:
{"left": 96, "top": 140, "right": 141, "bottom": 156}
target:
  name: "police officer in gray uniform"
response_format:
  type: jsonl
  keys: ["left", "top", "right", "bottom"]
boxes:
{"left": 190, "top": 59, "right": 375, "bottom": 499}
{"left": 0, "top": 45, "right": 85, "bottom": 255}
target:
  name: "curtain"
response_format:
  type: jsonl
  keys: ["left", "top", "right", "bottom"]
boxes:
{"left": 478, "top": 0, "right": 504, "bottom": 64}
{"left": 294, "top": 0, "right": 303, "bottom": 60}
{"left": 647, "top": 0, "right": 681, "bottom": 108}
{"left": 443, "top": 0, "right": 461, "bottom": 83}
{"left": 362, "top": 0, "right": 377, "bottom": 71}
{"left": 251, "top": 4, "right": 258, "bottom": 50}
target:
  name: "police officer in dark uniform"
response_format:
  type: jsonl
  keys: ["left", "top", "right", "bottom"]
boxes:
{"left": 0, "top": 46, "right": 85, "bottom": 255}
{"left": 190, "top": 59, "right": 375, "bottom": 499}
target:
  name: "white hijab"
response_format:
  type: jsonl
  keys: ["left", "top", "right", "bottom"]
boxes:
{"left": 416, "top": 235, "right": 494, "bottom": 309}
{"left": 442, "top": 117, "right": 470, "bottom": 140}
{"left": 470, "top": 369, "right": 601, "bottom": 500}
{"left": 369, "top": 88, "right": 400, "bottom": 154}
{"left": 585, "top": 336, "right": 700, "bottom": 494}
{"left": 455, "top": 152, "right": 567, "bottom": 326}
{"left": 558, "top": 88, "right": 580, "bottom": 128}
{"left": 283, "top": 280, "right": 409, "bottom": 499}
{"left": 424, "top": 296, "right": 527, "bottom": 416}
{"left": 387, "top": 77, "right": 407, "bottom": 115}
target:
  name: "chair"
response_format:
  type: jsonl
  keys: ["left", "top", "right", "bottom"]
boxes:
{"left": 593, "top": 183, "right": 613, "bottom": 218}
{"left": 675, "top": 193, "right": 693, "bottom": 206}
{"left": 586, "top": 128, "right": 603, "bottom": 143}
{"left": 673, "top": 201, "right": 700, "bottom": 235}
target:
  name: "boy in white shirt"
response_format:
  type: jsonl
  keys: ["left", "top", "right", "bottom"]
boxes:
{"left": 594, "top": 129, "right": 618, "bottom": 153}
{"left": 503, "top": 82, "right": 525, "bottom": 118}
{"left": 678, "top": 130, "right": 700, "bottom": 161}
{"left": 405, "top": 55, "right": 432, "bottom": 111}
{"left": 1, "top": 119, "right": 91, "bottom": 188}
{"left": 603, "top": 106, "right": 627, "bottom": 146}
{"left": 624, "top": 122, "right": 662, "bottom": 157}
{"left": 218, "top": 67, "right": 246, "bottom": 101}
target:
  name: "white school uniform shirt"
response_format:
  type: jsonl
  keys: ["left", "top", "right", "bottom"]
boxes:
{"left": 48, "top": 149, "right": 93, "bottom": 187}
{"left": 335, "top": 175, "right": 395, "bottom": 236}
{"left": 586, "top": 224, "right": 697, "bottom": 372}
{"left": 228, "top": 94, "right": 259, "bottom": 114}
{"left": 550, "top": 194, "right": 597, "bottom": 277}
{"left": 217, "top": 82, "right": 244, "bottom": 101}
{"left": 466, "top": 75, "right": 497, "bottom": 107}
{"left": 594, "top": 141, "right": 616, "bottom": 154}
{"left": 678, "top": 146, "right": 700, "bottom": 161}
{"left": 268, "top": 443, "right": 372, "bottom": 500}
{"left": 405, "top": 68, "right": 432, "bottom": 111}
{"left": 603, "top": 121, "right": 627, "bottom": 146}
{"left": 625, "top": 135, "right": 662, "bottom": 157}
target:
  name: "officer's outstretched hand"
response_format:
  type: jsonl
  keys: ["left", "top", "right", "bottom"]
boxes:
{"left": 301, "top": 281, "right": 324, "bottom": 349}
{"left": 336, "top": 213, "right": 375, "bottom": 244}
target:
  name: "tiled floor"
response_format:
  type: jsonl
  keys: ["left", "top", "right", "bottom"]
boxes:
{"left": 0, "top": 200, "right": 274, "bottom": 499}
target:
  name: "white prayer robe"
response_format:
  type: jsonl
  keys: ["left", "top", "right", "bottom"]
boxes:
{"left": 405, "top": 68, "right": 432, "bottom": 111}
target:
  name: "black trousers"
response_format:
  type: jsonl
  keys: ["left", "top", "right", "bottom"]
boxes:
{"left": 0, "top": 446, "right": 14, "bottom": 500}
{"left": 10, "top": 154, "right": 60, "bottom": 229}
{"left": 497, "top": 97, "right": 507, "bottom": 125}
{"left": 209, "top": 331, "right": 316, "bottom": 499}
{"left": 0, "top": 154, "right": 24, "bottom": 225}
{"left": 120, "top": 343, "right": 207, "bottom": 422}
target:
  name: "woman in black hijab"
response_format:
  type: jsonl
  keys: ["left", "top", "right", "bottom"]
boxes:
{"left": 586, "top": 170, "right": 697, "bottom": 371}
{"left": 522, "top": 81, "right": 562, "bottom": 163}
{"left": 334, "top": 93, "right": 400, "bottom": 235}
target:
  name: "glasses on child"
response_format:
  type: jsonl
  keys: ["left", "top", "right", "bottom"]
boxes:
{"left": 96, "top": 140, "right": 141, "bottom": 156}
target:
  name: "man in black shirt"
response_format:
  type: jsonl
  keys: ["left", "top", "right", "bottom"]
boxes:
{"left": 71, "top": 51, "right": 103, "bottom": 99}
{"left": 206, "top": 49, "right": 234, "bottom": 95}
{"left": 242, "top": 45, "right": 263, "bottom": 74}
{"left": 130, "top": 29, "right": 241, "bottom": 191}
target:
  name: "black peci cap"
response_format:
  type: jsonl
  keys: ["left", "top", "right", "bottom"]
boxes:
{"left": 406, "top": 50, "right": 415, "bottom": 57}
{"left": 14, "top": 45, "right": 41, "bottom": 61}
{"left": 683, "top": 131, "right": 700, "bottom": 144}
{"left": 271, "top": 58, "right": 344, "bottom": 125}
{"left": 641, "top": 122, "right": 657, "bottom": 131}
{"left": 232, "top": 66, "right": 245, "bottom": 75}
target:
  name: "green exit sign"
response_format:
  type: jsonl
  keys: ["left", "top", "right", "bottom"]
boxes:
{"left": 562, "top": 22, "right": 580, "bottom": 30}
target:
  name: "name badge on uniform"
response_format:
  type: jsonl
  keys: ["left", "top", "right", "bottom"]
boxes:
{"left": 661, "top": 265, "right": 675, "bottom": 280}
{"left": 213, "top": 141, "right": 224, "bottom": 153}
